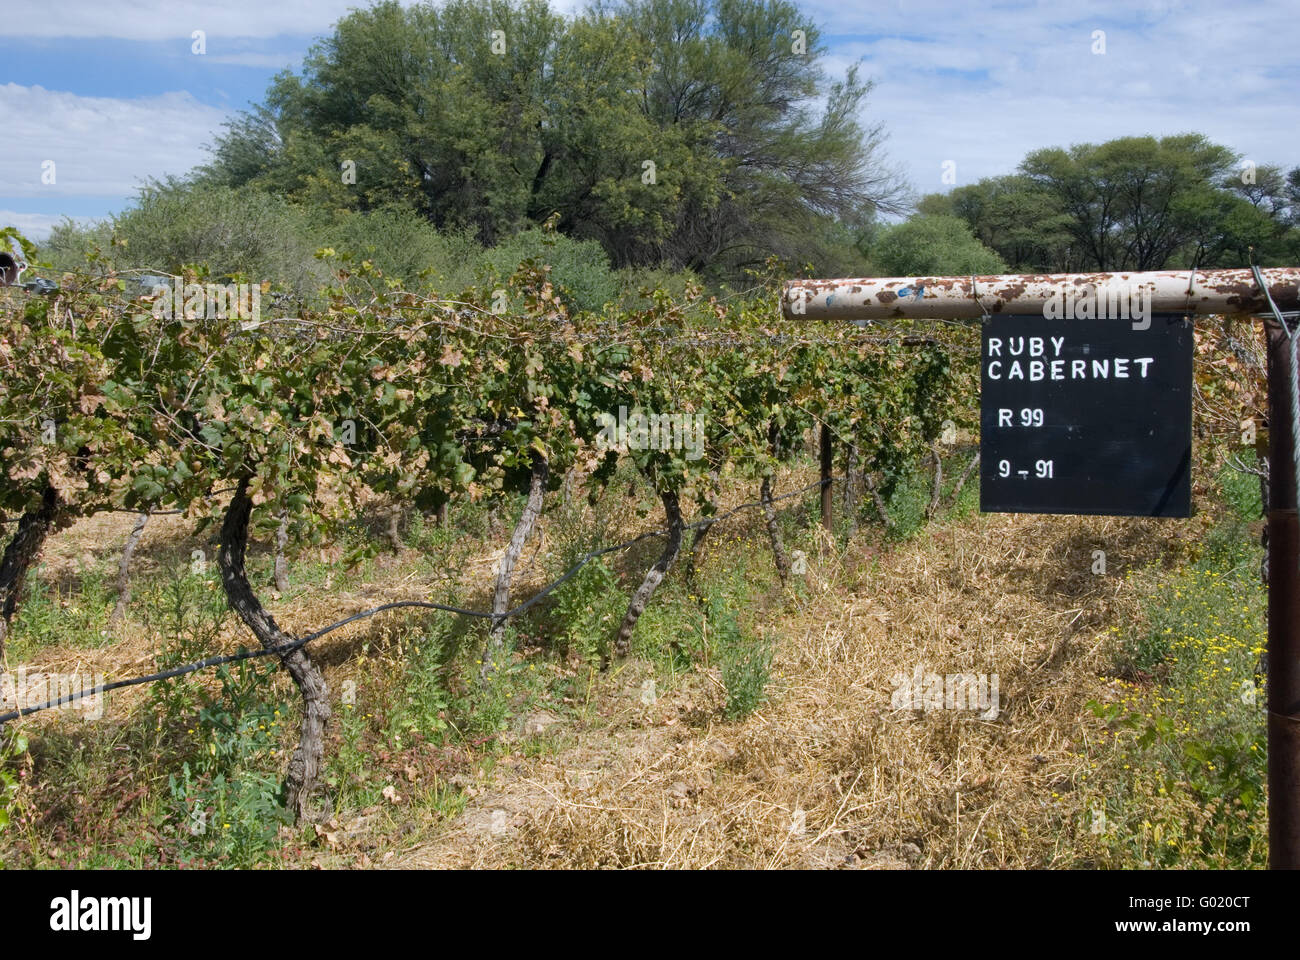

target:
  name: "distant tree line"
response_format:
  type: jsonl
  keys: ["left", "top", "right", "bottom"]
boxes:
{"left": 912, "top": 135, "right": 1300, "bottom": 274}
{"left": 42, "top": 0, "right": 1300, "bottom": 288}
{"left": 198, "top": 0, "right": 902, "bottom": 282}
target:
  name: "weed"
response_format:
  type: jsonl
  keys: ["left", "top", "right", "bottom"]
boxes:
{"left": 700, "top": 597, "right": 772, "bottom": 720}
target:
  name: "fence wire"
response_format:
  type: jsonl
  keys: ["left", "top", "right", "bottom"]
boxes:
{"left": 0, "top": 477, "right": 832, "bottom": 724}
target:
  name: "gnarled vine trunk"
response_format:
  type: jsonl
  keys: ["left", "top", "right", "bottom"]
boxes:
{"left": 482, "top": 454, "right": 548, "bottom": 681}
{"left": 614, "top": 488, "right": 683, "bottom": 659}
{"left": 109, "top": 511, "right": 150, "bottom": 631}
{"left": 761, "top": 474, "right": 791, "bottom": 582}
{"left": 925, "top": 442, "right": 943, "bottom": 520}
{"left": 945, "top": 450, "right": 980, "bottom": 511}
{"left": 863, "top": 471, "right": 894, "bottom": 529}
{"left": 762, "top": 421, "right": 791, "bottom": 581}
{"left": 843, "top": 443, "right": 862, "bottom": 539}
{"left": 0, "top": 484, "right": 62, "bottom": 655}
{"left": 218, "top": 479, "right": 329, "bottom": 821}
{"left": 273, "top": 510, "right": 289, "bottom": 593}
{"left": 843, "top": 443, "right": 860, "bottom": 509}
{"left": 386, "top": 503, "right": 403, "bottom": 554}
{"left": 684, "top": 469, "right": 720, "bottom": 581}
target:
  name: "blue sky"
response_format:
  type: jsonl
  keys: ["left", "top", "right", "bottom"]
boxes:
{"left": 3, "top": 0, "right": 1298, "bottom": 241}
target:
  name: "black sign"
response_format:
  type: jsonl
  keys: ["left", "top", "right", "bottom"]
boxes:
{"left": 980, "top": 313, "right": 1192, "bottom": 517}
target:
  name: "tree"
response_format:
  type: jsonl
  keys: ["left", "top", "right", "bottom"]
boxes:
{"left": 200, "top": 0, "right": 903, "bottom": 280}
{"left": 917, "top": 175, "right": 1075, "bottom": 272}
{"left": 868, "top": 214, "right": 1006, "bottom": 276}
{"left": 926, "top": 136, "right": 1297, "bottom": 272}
{"left": 1020, "top": 134, "right": 1237, "bottom": 271}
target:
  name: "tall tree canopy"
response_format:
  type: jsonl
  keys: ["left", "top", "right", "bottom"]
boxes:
{"left": 201, "top": 0, "right": 902, "bottom": 278}
{"left": 920, "top": 135, "right": 1300, "bottom": 273}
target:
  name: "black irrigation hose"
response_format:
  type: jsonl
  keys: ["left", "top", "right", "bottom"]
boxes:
{"left": 0, "top": 476, "right": 835, "bottom": 725}
{"left": 0, "top": 642, "right": 308, "bottom": 724}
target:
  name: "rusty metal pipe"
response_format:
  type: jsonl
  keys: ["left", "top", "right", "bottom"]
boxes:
{"left": 784, "top": 268, "right": 1300, "bottom": 320}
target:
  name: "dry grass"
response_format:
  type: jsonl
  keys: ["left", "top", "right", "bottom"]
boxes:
{"left": 5, "top": 466, "right": 1207, "bottom": 869}
{"left": 386, "top": 508, "right": 1197, "bottom": 869}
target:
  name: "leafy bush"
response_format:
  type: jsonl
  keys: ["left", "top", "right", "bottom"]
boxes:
{"left": 50, "top": 178, "right": 329, "bottom": 297}
{"left": 868, "top": 214, "right": 1006, "bottom": 276}
{"left": 1218, "top": 461, "right": 1263, "bottom": 524}
{"left": 614, "top": 264, "right": 703, "bottom": 310}
{"left": 136, "top": 567, "right": 291, "bottom": 866}
{"left": 549, "top": 557, "right": 622, "bottom": 664}
{"left": 164, "top": 658, "right": 292, "bottom": 866}
{"left": 324, "top": 207, "right": 482, "bottom": 289}
{"left": 0, "top": 733, "right": 25, "bottom": 846}
{"left": 7, "top": 563, "right": 115, "bottom": 655}
{"left": 43, "top": 218, "right": 115, "bottom": 273}
{"left": 384, "top": 624, "right": 452, "bottom": 747}
{"left": 143, "top": 568, "right": 232, "bottom": 731}
{"left": 480, "top": 228, "right": 620, "bottom": 314}
{"left": 1083, "top": 515, "right": 1266, "bottom": 868}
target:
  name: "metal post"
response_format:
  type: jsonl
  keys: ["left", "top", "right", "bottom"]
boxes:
{"left": 1267, "top": 317, "right": 1300, "bottom": 868}
{"left": 788, "top": 266, "right": 1300, "bottom": 865}
{"left": 784, "top": 268, "right": 1300, "bottom": 321}
{"left": 820, "top": 424, "right": 833, "bottom": 533}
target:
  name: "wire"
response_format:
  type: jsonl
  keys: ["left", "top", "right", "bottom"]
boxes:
{"left": 0, "top": 476, "right": 834, "bottom": 724}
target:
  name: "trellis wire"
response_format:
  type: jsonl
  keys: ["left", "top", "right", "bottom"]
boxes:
{"left": 0, "top": 476, "right": 833, "bottom": 724}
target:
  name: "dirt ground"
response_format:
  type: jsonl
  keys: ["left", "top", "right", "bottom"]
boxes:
{"left": 13, "top": 483, "right": 1201, "bottom": 869}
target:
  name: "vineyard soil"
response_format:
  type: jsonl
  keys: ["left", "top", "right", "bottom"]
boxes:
{"left": 0, "top": 456, "right": 1260, "bottom": 869}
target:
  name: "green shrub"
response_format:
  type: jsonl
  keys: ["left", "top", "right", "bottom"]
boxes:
{"left": 549, "top": 557, "right": 622, "bottom": 664}
{"left": 614, "top": 265, "right": 703, "bottom": 310}
{"left": 1218, "top": 461, "right": 1263, "bottom": 524}
{"left": 43, "top": 218, "right": 116, "bottom": 274}
{"left": 143, "top": 567, "right": 232, "bottom": 731}
{"left": 869, "top": 215, "right": 1006, "bottom": 276}
{"left": 887, "top": 469, "right": 926, "bottom": 540}
{"left": 63, "top": 178, "right": 329, "bottom": 297}
{"left": 0, "top": 733, "right": 25, "bottom": 850}
{"left": 1084, "top": 512, "right": 1266, "bottom": 868}
{"left": 324, "top": 207, "right": 482, "bottom": 290}
{"left": 480, "top": 228, "right": 619, "bottom": 314}
{"left": 384, "top": 624, "right": 452, "bottom": 747}
{"left": 164, "top": 655, "right": 292, "bottom": 867}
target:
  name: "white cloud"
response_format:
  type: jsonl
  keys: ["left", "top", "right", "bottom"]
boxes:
{"left": 0, "top": 84, "right": 232, "bottom": 199}
{"left": 805, "top": 0, "right": 1300, "bottom": 201}
{"left": 0, "top": 0, "right": 587, "bottom": 39}
{"left": 0, "top": 211, "right": 92, "bottom": 242}
{"left": 0, "top": 0, "right": 362, "bottom": 39}
{"left": 2, "top": 0, "right": 1296, "bottom": 223}
{"left": 205, "top": 52, "right": 302, "bottom": 69}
